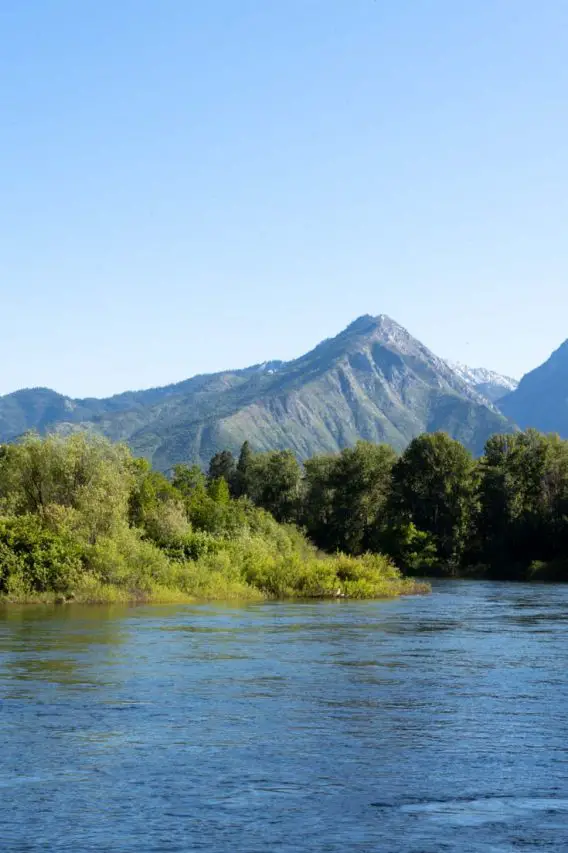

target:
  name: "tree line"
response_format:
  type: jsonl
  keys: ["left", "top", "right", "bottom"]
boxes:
{"left": 0, "top": 433, "right": 424, "bottom": 602}
{"left": 207, "top": 430, "right": 568, "bottom": 580}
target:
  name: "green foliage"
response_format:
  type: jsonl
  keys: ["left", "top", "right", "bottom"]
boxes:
{"left": 128, "top": 458, "right": 180, "bottom": 525}
{"left": 85, "top": 526, "right": 175, "bottom": 593}
{"left": 232, "top": 441, "right": 253, "bottom": 498}
{"left": 0, "top": 432, "right": 133, "bottom": 545}
{"left": 302, "top": 454, "right": 336, "bottom": 544}
{"left": 5, "top": 423, "right": 568, "bottom": 600}
{"left": 0, "top": 514, "right": 82, "bottom": 595}
{"left": 207, "top": 450, "right": 236, "bottom": 488}
{"left": 204, "top": 430, "right": 568, "bottom": 581}
{"left": 302, "top": 441, "right": 396, "bottom": 555}
{"left": 172, "top": 464, "right": 206, "bottom": 498}
{"left": 478, "top": 430, "right": 568, "bottom": 568}
{"left": 388, "top": 433, "right": 476, "bottom": 572}
{"left": 0, "top": 432, "right": 427, "bottom": 602}
{"left": 331, "top": 553, "right": 415, "bottom": 599}
{"left": 128, "top": 458, "right": 189, "bottom": 546}
{"left": 164, "top": 529, "right": 222, "bottom": 562}
{"left": 380, "top": 522, "right": 439, "bottom": 575}
{"left": 329, "top": 441, "right": 397, "bottom": 554}
{"left": 246, "top": 449, "right": 302, "bottom": 523}
{"left": 207, "top": 477, "right": 231, "bottom": 505}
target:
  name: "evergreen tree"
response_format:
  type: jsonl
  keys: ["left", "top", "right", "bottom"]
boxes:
{"left": 233, "top": 441, "right": 254, "bottom": 497}
{"left": 208, "top": 450, "right": 236, "bottom": 487}
{"left": 208, "top": 476, "right": 231, "bottom": 505}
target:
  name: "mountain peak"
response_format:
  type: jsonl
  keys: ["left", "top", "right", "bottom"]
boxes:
{"left": 343, "top": 314, "right": 378, "bottom": 334}
{"left": 345, "top": 313, "right": 402, "bottom": 333}
{"left": 0, "top": 314, "right": 516, "bottom": 467}
{"left": 343, "top": 313, "right": 412, "bottom": 345}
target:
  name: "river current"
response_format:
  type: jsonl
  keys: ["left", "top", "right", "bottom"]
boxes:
{"left": 1, "top": 580, "right": 567, "bottom": 851}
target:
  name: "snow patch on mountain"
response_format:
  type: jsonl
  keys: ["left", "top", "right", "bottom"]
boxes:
{"left": 446, "top": 361, "right": 518, "bottom": 403}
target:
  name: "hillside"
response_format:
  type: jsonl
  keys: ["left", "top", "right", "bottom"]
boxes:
{"left": 0, "top": 315, "right": 515, "bottom": 469}
{"left": 499, "top": 339, "right": 568, "bottom": 436}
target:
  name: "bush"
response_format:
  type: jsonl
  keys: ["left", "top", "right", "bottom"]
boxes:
{"left": 164, "top": 530, "right": 222, "bottom": 561}
{"left": 0, "top": 515, "right": 83, "bottom": 595}
{"left": 85, "top": 525, "right": 176, "bottom": 593}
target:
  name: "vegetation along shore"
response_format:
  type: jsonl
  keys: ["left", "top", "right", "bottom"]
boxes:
{"left": 0, "top": 433, "right": 427, "bottom": 604}
{"left": 1, "top": 424, "right": 566, "bottom": 604}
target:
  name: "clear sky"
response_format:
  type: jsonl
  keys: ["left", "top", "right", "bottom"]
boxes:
{"left": 1, "top": 1, "right": 567, "bottom": 397}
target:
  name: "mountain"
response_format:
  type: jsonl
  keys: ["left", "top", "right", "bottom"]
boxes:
{"left": 0, "top": 315, "right": 515, "bottom": 469}
{"left": 446, "top": 361, "right": 518, "bottom": 403}
{"left": 499, "top": 339, "right": 568, "bottom": 436}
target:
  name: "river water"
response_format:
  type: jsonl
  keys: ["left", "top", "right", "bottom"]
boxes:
{"left": 1, "top": 581, "right": 567, "bottom": 852}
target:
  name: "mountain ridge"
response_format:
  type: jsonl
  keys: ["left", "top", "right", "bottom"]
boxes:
{"left": 499, "top": 337, "right": 568, "bottom": 435}
{"left": 445, "top": 361, "right": 518, "bottom": 403}
{"left": 0, "top": 315, "right": 516, "bottom": 468}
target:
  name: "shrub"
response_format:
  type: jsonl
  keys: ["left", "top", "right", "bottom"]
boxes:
{"left": 0, "top": 515, "right": 83, "bottom": 595}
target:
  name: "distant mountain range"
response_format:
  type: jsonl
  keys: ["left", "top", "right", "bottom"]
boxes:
{"left": 499, "top": 338, "right": 568, "bottom": 435}
{"left": 0, "top": 314, "right": 564, "bottom": 470}
{"left": 444, "top": 361, "right": 518, "bottom": 403}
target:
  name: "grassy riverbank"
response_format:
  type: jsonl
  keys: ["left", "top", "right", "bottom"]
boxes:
{"left": 2, "top": 567, "right": 428, "bottom": 605}
{"left": 0, "top": 531, "right": 428, "bottom": 605}
{"left": 0, "top": 434, "right": 428, "bottom": 604}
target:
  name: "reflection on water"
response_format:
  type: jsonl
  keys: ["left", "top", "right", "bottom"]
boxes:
{"left": 1, "top": 582, "right": 568, "bottom": 852}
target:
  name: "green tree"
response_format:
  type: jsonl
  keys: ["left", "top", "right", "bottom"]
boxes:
{"left": 379, "top": 521, "right": 438, "bottom": 575}
{"left": 172, "top": 463, "right": 206, "bottom": 499}
{"left": 249, "top": 450, "right": 302, "bottom": 523}
{"left": 208, "top": 477, "right": 231, "bottom": 505}
{"left": 0, "top": 514, "right": 83, "bottom": 595}
{"left": 208, "top": 450, "right": 236, "bottom": 487}
{"left": 232, "top": 441, "right": 254, "bottom": 497}
{"left": 478, "top": 429, "right": 568, "bottom": 568}
{"left": 0, "top": 433, "right": 133, "bottom": 544}
{"left": 328, "top": 441, "right": 397, "bottom": 555}
{"left": 128, "top": 458, "right": 180, "bottom": 526}
{"left": 301, "top": 454, "right": 337, "bottom": 549}
{"left": 389, "top": 432, "right": 476, "bottom": 571}
{"left": 128, "top": 458, "right": 189, "bottom": 546}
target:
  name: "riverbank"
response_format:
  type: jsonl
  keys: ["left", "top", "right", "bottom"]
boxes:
{"left": 0, "top": 562, "right": 430, "bottom": 605}
{"left": 403, "top": 558, "right": 568, "bottom": 583}
{"left": 0, "top": 434, "right": 431, "bottom": 606}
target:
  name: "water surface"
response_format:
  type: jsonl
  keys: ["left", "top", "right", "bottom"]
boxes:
{"left": 1, "top": 581, "right": 567, "bottom": 851}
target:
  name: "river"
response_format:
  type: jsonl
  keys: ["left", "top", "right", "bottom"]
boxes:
{"left": 1, "top": 580, "right": 567, "bottom": 852}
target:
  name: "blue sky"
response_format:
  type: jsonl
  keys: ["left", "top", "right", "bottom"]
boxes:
{"left": 1, "top": 1, "right": 567, "bottom": 397}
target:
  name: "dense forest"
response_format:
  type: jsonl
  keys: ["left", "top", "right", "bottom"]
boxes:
{"left": 0, "top": 433, "right": 426, "bottom": 603}
{"left": 218, "top": 429, "right": 568, "bottom": 581}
